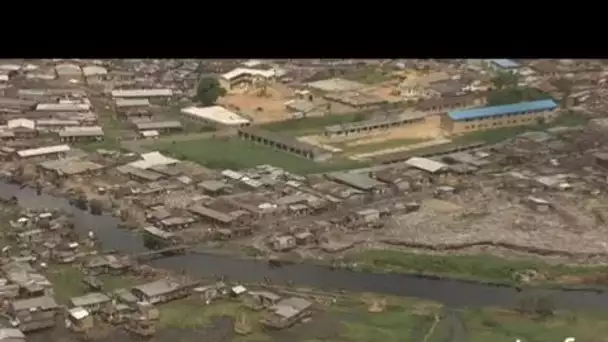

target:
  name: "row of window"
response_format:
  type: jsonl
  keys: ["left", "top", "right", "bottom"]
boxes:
{"left": 463, "top": 116, "right": 540, "bottom": 130}
{"left": 462, "top": 109, "right": 548, "bottom": 122}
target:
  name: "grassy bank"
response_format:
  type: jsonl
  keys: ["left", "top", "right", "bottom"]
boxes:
{"left": 345, "top": 250, "right": 608, "bottom": 287}
{"left": 340, "top": 138, "right": 428, "bottom": 155}
{"left": 463, "top": 307, "right": 608, "bottom": 342}
{"left": 154, "top": 137, "right": 365, "bottom": 174}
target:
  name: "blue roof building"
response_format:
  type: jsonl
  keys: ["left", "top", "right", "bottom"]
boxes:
{"left": 489, "top": 59, "right": 520, "bottom": 69}
{"left": 447, "top": 100, "right": 558, "bottom": 121}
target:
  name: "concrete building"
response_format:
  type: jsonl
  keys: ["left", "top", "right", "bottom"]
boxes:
{"left": 440, "top": 99, "right": 558, "bottom": 135}
{"left": 181, "top": 105, "right": 251, "bottom": 128}
{"left": 324, "top": 112, "right": 426, "bottom": 138}
{"left": 238, "top": 127, "right": 332, "bottom": 161}
{"left": 58, "top": 126, "right": 104, "bottom": 142}
{"left": 220, "top": 68, "right": 276, "bottom": 92}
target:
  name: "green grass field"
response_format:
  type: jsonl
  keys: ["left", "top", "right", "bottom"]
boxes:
{"left": 463, "top": 308, "right": 608, "bottom": 342}
{"left": 153, "top": 137, "right": 365, "bottom": 174}
{"left": 345, "top": 250, "right": 608, "bottom": 286}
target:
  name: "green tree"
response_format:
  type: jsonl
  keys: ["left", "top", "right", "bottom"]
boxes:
{"left": 491, "top": 71, "right": 520, "bottom": 90}
{"left": 196, "top": 76, "right": 227, "bottom": 106}
{"left": 516, "top": 294, "right": 555, "bottom": 318}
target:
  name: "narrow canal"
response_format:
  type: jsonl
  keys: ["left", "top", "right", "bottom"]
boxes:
{"left": 2, "top": 181, "right": 608, "bottom": 311}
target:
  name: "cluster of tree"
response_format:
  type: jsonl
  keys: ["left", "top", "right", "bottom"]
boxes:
{"left": 487, "top": 72, "right": 550, "bottom": 106}
{"left": 142, "top": 233, "right": 163, "bottom": 250}
{"left": 196, "top": 77, "right": 227, "bottom": 106}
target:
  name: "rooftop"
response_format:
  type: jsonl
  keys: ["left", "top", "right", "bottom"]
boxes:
{"left": 222, "top": 68, "right": 276, "bottom": 80}
{"left": 489, "top": 59, "right": 520, "bottom": 69}
{"left": 58, "top": 126, "right": 104, "bottom": 137}
{"left": 17, "top": 144, "right": 71, "bottom": 158}
{"left": 128, "top": 151, "right": 179, "bottom": 170}
{"left": 115, "top": 98, "right": 151, "bottom": 108}
{"left": 134, "top": 120, "right": 182, "bottom": 131}
{"left": 181, "top": 105, "right": 250, "bottom": 126}
{"left": 306, "top": 78, "right": 365, "bottom": 92}
{"left": 447, "top": 99, "right": 558, "bottom": 121}
{"left": 111, "top": 88, "right": 173, "bottom": 98}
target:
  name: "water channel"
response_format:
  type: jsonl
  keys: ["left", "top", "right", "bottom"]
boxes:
{"left": 2, "top": 181, "right": 608, "bottom": 311}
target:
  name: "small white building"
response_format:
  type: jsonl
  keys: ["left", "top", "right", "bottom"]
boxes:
{"left": 181, "top": 105, "right": 251, "bottom": 128}
{"left": 7, "top": 119, "right": 35, "bottom": 130}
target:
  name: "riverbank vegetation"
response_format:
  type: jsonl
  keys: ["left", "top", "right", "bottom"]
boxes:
{"left": 345, "top": 249, "right": 608, "bottom": 287}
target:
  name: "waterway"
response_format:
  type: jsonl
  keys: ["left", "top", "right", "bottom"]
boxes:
{"left": 3, "top": 181, "right": 608, "bottom": 311}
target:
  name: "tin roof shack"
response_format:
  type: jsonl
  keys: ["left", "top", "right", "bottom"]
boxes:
{"left": 188, "top": 204, "right": 237, "bottom": 228}
{"left": 116, "top": 165, "right": 165, "bottom": 183}
{"left": 65, "top": 307, "right": 94, "bottom": 332}
{"left": 0, "top": 97, "right": 37, "bottom": 113}
{"left": 0, "top": 328, "right": 26, "bottom": 342}
{"left": 310, "top": 179, "right": 365, "bottom": 205}
{"left": 133, "top": 120, "right": 183, "bottom": 134}
{"left": 2, "top": 262, "right": 52, "bottom": 298}
{"left": 158, "top": 216, "right": 196, "bottom": 231}
{"left": 243, "top": 291, "right": 281, "bottom": 311}
{"left": 38, "top": 158, "right": 104, "bottom": 178}
{"left": 58, "top": 126, "right": 104, "bottom": 143}
{"left": 131, "top": 278, "right": 191, "bottom": 305}
{"left": 84, "top": 255, "right": 132, "bottom": 276}
{"left": 525, "top": 196, "right": 553, "bottom": 213}
{"left": 9, "top": 296, "right": 59, "bottom": 332}
{"left": 69, "top": 292, "right": 111, "bottom": 313}
{"left": 198, "top": 180, "right": 232, "bottom": 196}
{"left": 261, "top": 297, "right": 313, "bottom": 329}
{"left": 326, "top": 172, "right": 387, "bottom": 195}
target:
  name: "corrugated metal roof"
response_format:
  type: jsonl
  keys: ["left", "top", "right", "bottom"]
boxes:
{"left": 489, "top": 59, "right": 520, "bottom": 69}
{"left": 447, "top": 99, "right": 557, "bottom": 121}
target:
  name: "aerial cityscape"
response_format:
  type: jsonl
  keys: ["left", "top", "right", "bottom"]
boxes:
{"left": 0, "top": 58, "right": 604, "bottom": 341}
